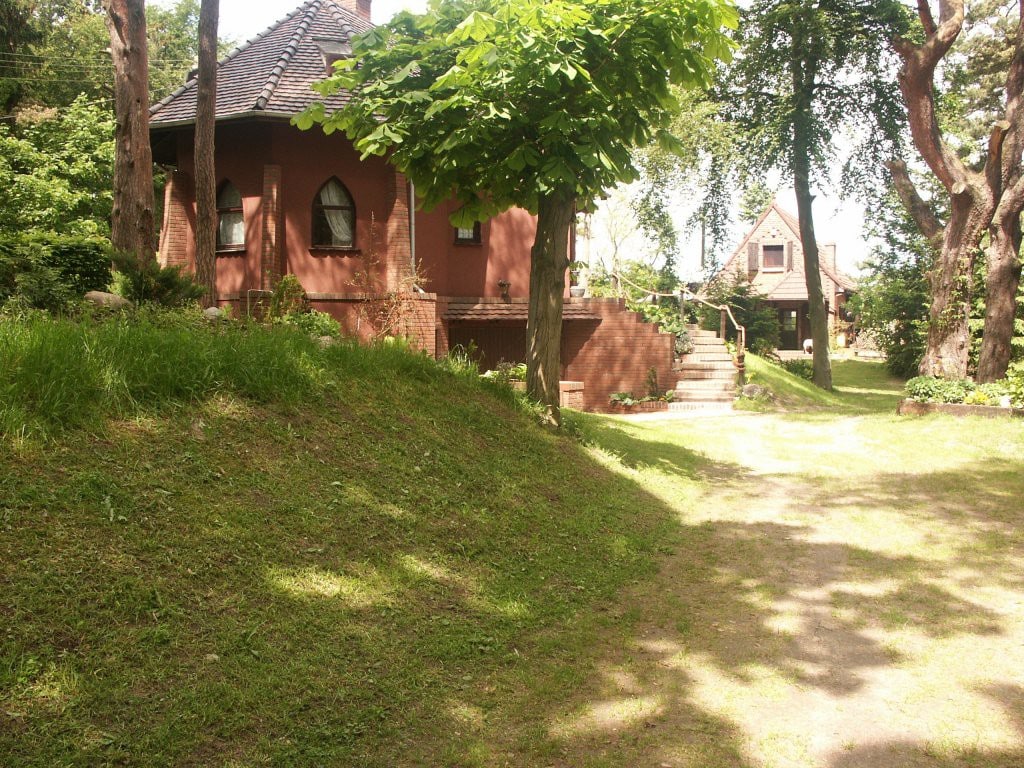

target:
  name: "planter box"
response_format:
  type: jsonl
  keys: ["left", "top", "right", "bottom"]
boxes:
{"left": 897, "top": 399, "right": 1024, "bottom": 419}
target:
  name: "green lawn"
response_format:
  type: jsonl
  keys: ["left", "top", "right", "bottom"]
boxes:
{"left": 3, "top": 325, "right": 1023, "bottom": 767}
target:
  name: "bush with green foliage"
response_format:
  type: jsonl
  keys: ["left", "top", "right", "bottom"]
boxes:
{"left": 111, "top": 251, "right": 205, "bottom": 307}
{"left": 698, "top": 272, "right": 779, "bottom": 354}
{"left": 905, "top": 376, "right": 978, "bottom": 404}
{"left": 278, "top": 309, "right": 342, "bottom": 339}
{"left": 779, "top": 359, "right": 814, "bottom": 381}
{"left": 268, "top": 274, "right": 308, "bottom": 318}
{"left": 0, "top": 233, "right": 112, "bottom": 311}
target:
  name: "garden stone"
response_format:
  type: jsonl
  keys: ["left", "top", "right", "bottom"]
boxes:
{"left": 84, "top": 291, "right": 133, "bottom": 310}
{"left": 742, "top": 383, "right": 769, "bottom": 399}
{"left": 203, "top": 306, "right": 225, "bottom": 321}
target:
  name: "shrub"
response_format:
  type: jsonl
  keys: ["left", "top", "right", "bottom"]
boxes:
{"left": 278, "top": 309, "right": 341, "bottom": 338}
{"left": 0, "top": 233, "right": 111, "bottom": 311}
{"left": 904, "top": 376, "right": 976, "bottom": 404}
{"left": 697, "top": 273, "right": 780, "bottom": 354}
{"left": 268, "top": 274, "right": 308, "bottom": 318}
{"left": 780, "top": 359, "right": 813, "bottom": 381}
{"left": 111, "top": 251, "right": 205, "bottom": 307}
{"left": 1005, "top": 362, "right": 1024, "bottom": 407}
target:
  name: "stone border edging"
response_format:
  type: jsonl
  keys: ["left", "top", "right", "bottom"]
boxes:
{"left": 897, "top": 399, "right": 1024, "bottom": 419}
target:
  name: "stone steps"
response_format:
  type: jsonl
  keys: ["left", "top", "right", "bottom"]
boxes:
{"left": 674, "top": 326, "right": 738, "bottom": 410}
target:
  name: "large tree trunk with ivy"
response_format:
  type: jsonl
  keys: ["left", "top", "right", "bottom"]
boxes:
{"left": 103, "top": 0, "right": 155, "bottom": 266}
{"left": 194, "top": 0, "right": 219, "bottom": 308}
{"left": 791, "top": 45, "right": 832, "bottom": 390}
{"left": 527, "top": 191, "right": 575, "bottom": 427}
{"left": 892, "top": 0, "right": 1024, "bottom": 379}
{"left": 978, "top": 200, "right": 1023, "bottom": 380}
{"left": 922, "top": 198, "right": 988, "bottom": 376}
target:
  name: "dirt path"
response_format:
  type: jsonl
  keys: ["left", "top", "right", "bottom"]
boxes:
{"left": 546, "top": 411, "right": 1024, "bottom": 768}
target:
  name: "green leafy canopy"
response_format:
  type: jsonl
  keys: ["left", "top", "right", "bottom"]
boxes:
{"left": 297, "top": 0, "right": 738, "bottom": 225}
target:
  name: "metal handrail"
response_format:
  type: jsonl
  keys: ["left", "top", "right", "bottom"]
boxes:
{"left": 606, "top": 272, "right": 747, "bottom": 385}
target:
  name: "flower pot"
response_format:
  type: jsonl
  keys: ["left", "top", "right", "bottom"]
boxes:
{"left": 569, "top": 286, "right": 586, "bottom": 298}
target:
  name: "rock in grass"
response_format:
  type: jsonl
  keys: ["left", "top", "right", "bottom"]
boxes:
{"left": 203, "top": 306, "right": 226, "bottom": 321}
{"left": 742, "top": 383, "right": 770, "bottom": 399}
{"left": 84, "top": 291, "right": 133, "bottom": 310}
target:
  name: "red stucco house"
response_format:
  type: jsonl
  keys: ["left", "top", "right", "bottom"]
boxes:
{"left": 150, "top": 0, "right": 677, "bottom": 411}
{"left": 712, "top": 200, "right": 857, "bottom": 351}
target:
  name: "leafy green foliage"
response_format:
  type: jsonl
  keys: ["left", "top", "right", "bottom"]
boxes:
{"left": 0, "top": 96, "right": 114, "bottom": 235}
{"left": 699, "top": 272, "right": 780, "bottom": 355}
{"left": 278, "top": 309, "right": 342, "bottom": 339}
{"left": 267, "top": 274, "right": 308, "bottom": 319}
{"left": 0, "top": 232, "right": 111, "bottom": 311}
{"left": 849, "top": 192, "right": 932, "bottom": 379}
{"left": 302, "top": 0, "right": 737, "bottom": 223}
{"left": 779, "top": 358, "right": 813, "bottom": 381}
{"left": 110, "top": 250, "right": 205, "bottom": 308}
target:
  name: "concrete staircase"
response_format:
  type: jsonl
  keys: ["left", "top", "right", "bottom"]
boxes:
{"left": 670, "top": 325, "right": 737, "bottom": 412}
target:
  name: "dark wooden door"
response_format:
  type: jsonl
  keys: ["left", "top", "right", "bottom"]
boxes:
{"left": 779, "top": 308, "right": 799, "bottom": 350}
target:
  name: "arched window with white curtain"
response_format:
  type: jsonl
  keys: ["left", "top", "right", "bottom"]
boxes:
{"left": 216, "top": 181, "right": 245, "bottom": 249}
{"left": 312, "top": 178, "right": 355, "bottom": 248}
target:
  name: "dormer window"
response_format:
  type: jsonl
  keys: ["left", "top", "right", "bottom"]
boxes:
{"left": 763, "top": 244, "right": 785, "bottom": 269}
{"left": 314, "top": 37, "right": 352, "bottom": 74}
{"left": 216, "top": 181, "right": 245, "bottom": 250}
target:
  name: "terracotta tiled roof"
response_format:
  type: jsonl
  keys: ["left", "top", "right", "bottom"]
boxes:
{"left": 445, "top": 300, "right": 600, "bottom": 321}
{"left": 150, "top": 0, "right": 372, "bottom": 126}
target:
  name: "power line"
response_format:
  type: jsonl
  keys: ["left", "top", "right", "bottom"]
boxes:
{"left": 0, "top": 50, "right": 197, "bottom": 63}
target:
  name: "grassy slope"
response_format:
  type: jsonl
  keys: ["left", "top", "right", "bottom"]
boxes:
{"left": 0, "top": 319, "right": 683, "bottom": 767}
{"left": 743, "top": 354, "right": 906, "bottom": 413}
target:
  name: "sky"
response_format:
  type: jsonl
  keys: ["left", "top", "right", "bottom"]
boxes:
{"left": 153, "top": 0, "right": 874, "bottom": 279}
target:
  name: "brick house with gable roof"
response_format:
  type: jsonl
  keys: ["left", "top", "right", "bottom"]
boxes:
{"left": 149, "top": 0, "right": 678, "bottom": 411}
{"left": 713, "top": 199, "right": 857, "bottom": 351}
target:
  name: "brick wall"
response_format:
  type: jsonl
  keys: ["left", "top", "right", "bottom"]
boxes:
{"left": 261, "top": 164, "right": 283, "bottom": 290}
{"left": 306, "top": 292, "right": 439, "bottom": 355}
{"left": 385, "top": 171, "right": 413, "bottom": 293}
{"left": 337, "top": 0, "right": 372, "bottom": 20}
{"left": 561, "top": 298, "right": 676, "bottom": 412}
{"left": 159, "top": 170, "right": 193, "bottom": 269}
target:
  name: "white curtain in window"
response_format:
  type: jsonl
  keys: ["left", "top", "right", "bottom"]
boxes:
{"left": 217, "top": 183, "right": 245, "bottom": 246}
{"left": 320, "top": 180, "right": 353, "bottom": 245}
{"left": 219, "top": 212, "right": 245, "bottom": 246}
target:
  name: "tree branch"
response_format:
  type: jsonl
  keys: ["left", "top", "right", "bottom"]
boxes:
{"left": 917, "top": 0, "right": 936, "bottom": 36}
{"left": 987, "top": 120, "right": 1011, "bottom": 195}
{"left": 888, "top": 159, "right": 945, "bottom": 251}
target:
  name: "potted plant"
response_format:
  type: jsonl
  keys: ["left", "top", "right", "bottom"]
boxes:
{"left": 569, "top": 261, "right": 587, "bottom": 297}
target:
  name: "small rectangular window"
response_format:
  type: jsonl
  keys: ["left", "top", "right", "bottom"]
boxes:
{"left": 454, "top": 222, "right": 482, "bottom": 245}
{"left": 763, "top": 244, "right": 785, "bottom": 269}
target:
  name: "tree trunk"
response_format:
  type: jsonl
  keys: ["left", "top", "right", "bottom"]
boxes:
{"left": 791, "top": 53, "right": 832, "bottom": 390}
{"left": 194, "top": 0, "right": 219, "bottom": 308}
{"left": 526, "top": 191, "right": 575, "bottom": 428}
{"left": 977, "top": 207, "right": 1023, "bottom": 381}
{"left": 103, "top": 0, "right": 155, "bottom": 266}
{"left": 918, "top": 195, "right": 987, "bottom": 378}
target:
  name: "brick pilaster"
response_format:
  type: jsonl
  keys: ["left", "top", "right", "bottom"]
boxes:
{"left": 159, "top": 170, "right": 193, "bottom": 269}
{"left": 385, "top": 170, "right": 413, "bottom": 293}
{"left": 261, "top": 164, "right": 283, "bottom": 290}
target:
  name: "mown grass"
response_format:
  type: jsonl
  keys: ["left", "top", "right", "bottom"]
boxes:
{"left": 741, "top": 353, "right": 905, "bottom": 413}
{"left": 0, "top": 312, "right": 682, "bottom": 766}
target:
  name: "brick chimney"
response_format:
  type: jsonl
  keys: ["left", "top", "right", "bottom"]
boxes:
{"left": 337, "top": 0, "right": 372, "bottom": 21}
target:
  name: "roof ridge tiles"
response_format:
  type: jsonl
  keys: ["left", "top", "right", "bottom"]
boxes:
{"left": 255, "top": 0, "right": 321, "bottom": 110}
{"left": 150, "top": 0, "right": 320, "bottom": 118}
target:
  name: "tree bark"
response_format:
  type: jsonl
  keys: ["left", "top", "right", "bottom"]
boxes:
{"left": 194, "top": 0, "right": 219, "bottom": 308}
{"left": 791, "top": 41, "right": 832, "bottom": 390}
{"left": 978, "top": 11, "right": 1024, "bottom": 381}
{"left": 103, "top": 0, "right": 155, "bottom": 266}
{"left": 526, "top": 191, "right": 575, "bottom": 427}
{"left": 977, "top": 198, "right": 1023, "bottom": 381}
{"left": 892, "top": 0, "right": 1013, "bottom": 379}
{"left": 920, "top": 195, "right": 986, "bottom": 377}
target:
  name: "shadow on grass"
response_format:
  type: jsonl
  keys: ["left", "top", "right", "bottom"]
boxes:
{"left": 3, "top": 381, "right": 1023, "bottom": 767}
